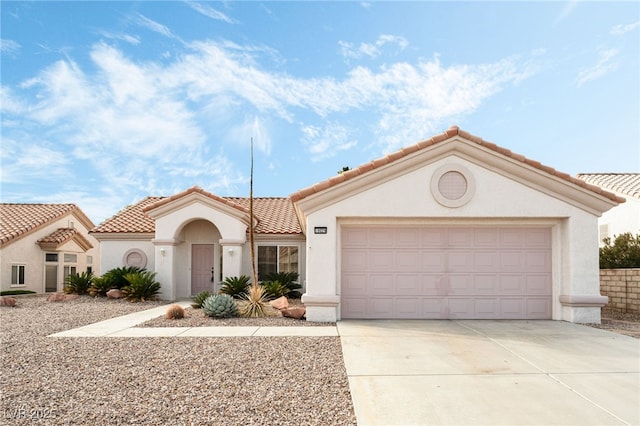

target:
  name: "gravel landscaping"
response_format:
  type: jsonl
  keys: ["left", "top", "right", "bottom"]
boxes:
{"left": 0, "top": 296, "right": 356, "bottom": 425}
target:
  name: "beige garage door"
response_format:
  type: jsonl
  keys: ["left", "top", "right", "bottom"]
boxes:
{"left": 341, "top": 226, "right": 552, "bottom": 319}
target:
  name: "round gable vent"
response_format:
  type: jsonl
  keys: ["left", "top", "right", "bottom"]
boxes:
{"left": 123, "top": 249, "right": 148, "bottom": 268}
{"left": 431, "top": 164, "right": 476, "bottom": 207}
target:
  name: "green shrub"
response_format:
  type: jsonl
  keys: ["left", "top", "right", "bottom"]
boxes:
{"left": 102, "top": 266, "right": 145, "bottom": 289}
{"left": 264, "top": 271, "right": 301, "bottom": 297}
{"left": 202, "top": 294, "right": 238, "bottom": 318}
{"left": 240, "top": 285, "right": 268, "bottom": 317}
{"left": 121, "top": 271, "right": 161, "bottom": 302}
{"left": 219, "top": 275, "right": 251, "bottom": 298}
{"left": 191, "top": 291, "right": 212, "bottom": 309}
{"left": 600, "top": 233, "right": 640, "bottom": 268}
{"left": 262, "top": 280, "right": 289, "bottom": 300}
{"left": 0, "top": 290, "right": 36, "bottom": 296}
{"left": 88, "top": 276, "right": 114, "bottom": 297}
{"left": 63, "top": 271, "right": 93, "bottom": 295}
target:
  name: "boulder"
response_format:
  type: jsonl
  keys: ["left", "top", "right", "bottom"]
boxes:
{"left": 269, "top": 296, "right": 289, "bottom": 310}
{"left": 106, "top": 289, "right": 123, "bottom": 299}
{"left": 0, "top": 296, "right": 17, "bottom": 307}
{"left": 281, "top": 307, "right": 306, "bottom": 320}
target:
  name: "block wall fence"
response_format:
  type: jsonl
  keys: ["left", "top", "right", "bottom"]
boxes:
{"left": 600, "top": 269, "right": 640, "bottom": 313}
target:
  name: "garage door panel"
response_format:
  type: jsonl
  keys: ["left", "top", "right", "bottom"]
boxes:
{"left": 370, "top": 229, "right": 395, "bottom": 247}
{"left": 500, "top": 275, "right": 526, "bottom": 294}
{"left": 368, "top": 298, "right": 394, "bottom": 318}
{"left": 397, "top": 275, "right": 421, "bottom": 294}
{"left": 395, "top": 298, "right": 421, "bottom": 317}
{"left": 422, "top": 298, "right": 448, "bottom": 318}
{"left": 369, "top": 251, "right": 395, "bottom": 270}
{"left": 370, "top": 274, "right": 395, "bottom": 295}
{"left": 527, "top": 298, "right": 552, "bottom": 318}
{"left": 421, "top": 252, "right": 447, "bottom": 271}
{"left": 526, "top": 275, "right": 551, "bottom": 294}
{"left": 343, "top": 228, "right": 368, "bottom": 247}
{"left": 448, "top": 229, "right": 475, "bottom": 247}
{"left": 342, "top": 297, "right": 367, "bottom": 317}
{"left": 342, "top": 250, "right": 367, "bottom": 271}
{"left": 341, "top": 226, "right": 552, "bottom": 320}
{"left": 474, "top": 274, "right": 500, "bottom": 294}
{"left": 342, "top": 274, "right": 368, "bottom": 295}
{"left": 421, "top": 275, "right": 446, "bottom": 295}
{"left": 448, "top": 298, "right": 475, "bottom": 318}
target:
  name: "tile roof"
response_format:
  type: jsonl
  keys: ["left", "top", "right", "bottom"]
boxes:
{"left": 0, "top": 203, "right": 94, "bottom": 246}
{"left": 91, "top": 197, "right": 163, "bottom": 234}
{"left": 290, "top": 126, "right": 625, "bottom": 204}
{"left": 576, "top": 173, "right": 640, "bottom": 200}
{"left": 92, "top": 194, "right": 302, "bottom": 235}
{"left": 37, "top": 228, "right": 93, "bottom": 250}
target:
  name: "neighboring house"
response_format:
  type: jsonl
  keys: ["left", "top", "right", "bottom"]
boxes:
{"left": 576, "top": 173, "right": 639, "bottom": 244}
{"left": 0, "top": 204, "right": 99, "bottom": 293}
{"left": 92, "top": 126, "right": 622, "bottom": 324}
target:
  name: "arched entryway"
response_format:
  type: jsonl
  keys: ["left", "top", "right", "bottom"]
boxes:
{"left": 178, "top": 219, "right": 221, "bottom": 297}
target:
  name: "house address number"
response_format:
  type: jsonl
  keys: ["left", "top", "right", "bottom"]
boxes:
{"left": 314, "top": 227, "right": 328, "bottom": 234}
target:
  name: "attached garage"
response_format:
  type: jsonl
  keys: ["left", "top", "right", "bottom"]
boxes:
{"left": 292, "top": 126, "right": 623, "bottom": 324}
{"left": 341, "top": 226, "right": 551, "bottom": 319}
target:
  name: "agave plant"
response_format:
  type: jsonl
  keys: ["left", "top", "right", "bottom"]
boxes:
{"left": 240, "top": 284, "right": 268, "bottom": 317}
{"left": 219, "top": 275, "right": 251, "bottom": 298}
{"left": 191, "top": 291, "right": 212, "bottom": 309}
{"left": 202, "top": 294, "right": 238, "bottom": 318}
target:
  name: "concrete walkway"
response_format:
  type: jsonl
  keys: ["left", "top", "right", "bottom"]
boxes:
{"left": 48, "top": 301, "right": 338, "bottom": 338}
{"left": 338, "top": 320, "right": 640, "bottom": 426}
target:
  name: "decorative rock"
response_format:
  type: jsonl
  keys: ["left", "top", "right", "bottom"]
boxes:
{"left": 106, "top": 289, "right": 123, "bottom": 299}
{"left": 0, "top": 296, "right": 17, "bottom": 307}
{"left": 281, "top": 307, "right": 306, "bottom": 319}
{"left": 46, "top": 293, "right": 79, "bottom": 302}
{"left": 269, "top": 296, "right": 289, "bottom": 310}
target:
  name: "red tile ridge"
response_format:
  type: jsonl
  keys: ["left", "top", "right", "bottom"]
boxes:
{"left": 142, "top": 186, "right": 249, "bottom": 215}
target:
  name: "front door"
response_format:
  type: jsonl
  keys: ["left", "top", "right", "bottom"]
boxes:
{"left": 192, "top": 244, "right": 215, "bottom": 296}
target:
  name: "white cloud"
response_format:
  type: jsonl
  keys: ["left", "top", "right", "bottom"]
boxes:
{"left": 611, "top": 21, "right": 640, "bottom": 35}
{"left": 187, "top": 1, "right": 237, "bottom": 24}
{"left": 576, "top": 48, "right": 619, "bottom": 87}
{"left": 97, "top": 30, "right": 141, "bottom": 45}
{"left": 1, "top": 38, "right": 21, "bottom": 55}
{"left": 3, "top": 38, "right": 537, "bottom": 219}
{"left": 135, "top": 13, "right": 175, "bottom": 39}
{"left": 301, "top": 123, "right": 358, "bottom": 161}
{"left": 339, "top": 34, "right": 409, "bottom": 60}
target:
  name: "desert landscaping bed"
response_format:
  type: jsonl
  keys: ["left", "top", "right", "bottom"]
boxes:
{"left": 0, "top": 296, "right": 356, "bottom": 425}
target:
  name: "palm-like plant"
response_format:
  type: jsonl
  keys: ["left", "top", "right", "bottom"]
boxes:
{"left": 63, "top": 271, "right": 93, "bottom": 295}
{"left": 219, "top": 275, "right": 251, "bottom": 298}
{"left": 121, "top": 270, "right": 161, "bottom": 302}
{"left": 264, "top": 271, "right": 301, "bottom": 296}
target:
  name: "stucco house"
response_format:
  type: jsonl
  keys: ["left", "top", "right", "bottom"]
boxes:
{"left": 91, "top": 126, "right": 622, "bottom": 323}
{"left": 576, "top": 173, "right": 639, "bottom": 245}
{"left": 0, "top": 204, "right": 99, "bottom": 293}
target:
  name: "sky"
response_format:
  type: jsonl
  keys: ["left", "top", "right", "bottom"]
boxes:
{"left": 1, "top": 1, "right": 639, "bottom": 224}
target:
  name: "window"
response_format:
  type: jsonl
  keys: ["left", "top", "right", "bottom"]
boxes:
{"left": 86, "top": 255, "right": 93, "bottom": 265}
{"left": 257, "top": 245, "right": 299, "bottom": 281}
{"left": 11, "top": 265, "right": 25, "bottom": 286}
{"left": 64, "top": 253, "right": 77, "bottom": 263}
{"left": 63, "top": 266, "right": 77, "bottom": 280}
{"left": 45, "top": 253, "right": 58, "bottom": 262}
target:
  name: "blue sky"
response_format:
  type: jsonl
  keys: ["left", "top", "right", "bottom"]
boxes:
{"left": 1, "top": 1, "right": 639, "bottom": 224}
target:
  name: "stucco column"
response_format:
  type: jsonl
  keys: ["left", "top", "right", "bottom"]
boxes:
{"left": 153, "top": 239, "right": 179, "bottom": 301}
{"left": 219, "top": 239, "right": 244, "bottom": 280}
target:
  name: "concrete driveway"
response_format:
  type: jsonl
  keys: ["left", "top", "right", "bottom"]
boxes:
{"left": 338, "top": 320, "right": 639, "bottom": 426}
